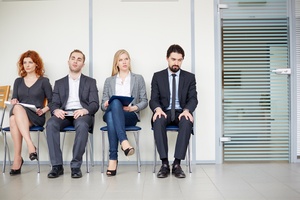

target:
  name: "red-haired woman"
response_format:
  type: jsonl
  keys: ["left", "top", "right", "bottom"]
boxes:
{"left": 9, "top": 50, "right": 52, "bottom": 175}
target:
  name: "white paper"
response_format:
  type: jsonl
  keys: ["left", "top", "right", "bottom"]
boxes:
{"left": 64, "top": 110, "right": 74, "bottom": 116}
{"left": 5, "top": 101, "right": 38, "bottom": 112}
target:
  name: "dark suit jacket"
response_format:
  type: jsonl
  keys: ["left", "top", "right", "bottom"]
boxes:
{"left": 149, "top": 68, "right": 198, "bottom": 114}
{"left": 50, "top": 74, "right": 99, "bottom": 116}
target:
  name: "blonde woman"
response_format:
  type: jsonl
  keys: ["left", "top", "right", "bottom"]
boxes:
{"left": 101, "top": 49, "right": 148, "bottom": 176}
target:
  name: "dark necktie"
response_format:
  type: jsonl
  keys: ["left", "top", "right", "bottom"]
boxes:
{"left": 171, "top": 74, "right": 176, "bottom": 121}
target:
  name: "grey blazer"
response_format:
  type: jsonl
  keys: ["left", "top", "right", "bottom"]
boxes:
{"left": 101, "top": 72, "right": 148, "bottom": 120}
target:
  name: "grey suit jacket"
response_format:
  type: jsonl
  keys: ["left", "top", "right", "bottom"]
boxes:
{"left": 101, "top": 72, "right": 148, "bottom": 120}
{"left": 149, "top": 68, "right": 198, "bottom": 113}
{"left": 50, "top": 74, "right": 99, "bottom": 116}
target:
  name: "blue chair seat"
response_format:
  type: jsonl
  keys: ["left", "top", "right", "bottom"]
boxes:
{"left": 2, "top": 125, "right": 44, "bottom": 132}
{"left": 100, "top": 126, "right": 141, "bottom": 132}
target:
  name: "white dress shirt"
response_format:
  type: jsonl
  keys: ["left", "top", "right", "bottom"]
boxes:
{"left": 65, "top": 74, "right": 83, "bottom": 110}
{"left": 115, "top": 72, "right": 131, "bottom": 97}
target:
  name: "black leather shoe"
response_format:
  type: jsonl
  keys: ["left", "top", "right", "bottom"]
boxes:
{"left": 172, "top": 164, "right": 186, "bottom": 178}
{"left": 71, "top": 168, "right": 82, "bottom": 178}
{"left": 29, "top": 152, "right": 38, "bottom": 161}
{"left": 121, "top": 147, "right": 135, "bottom": 156}
{"left": 157, "top": 164, "right": 170, "bottom": 178}
{"left": 10, "top": 158, "right": 24, "bottom": 176}
{"left": 48, "top": 165, "right": 64, "bottom": 178}
{"left": 29, "top": 146, "right": 38, "bottom": 161}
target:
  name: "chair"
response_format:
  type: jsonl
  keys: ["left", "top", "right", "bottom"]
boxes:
{"left": 153, "top": 125, "right": 192, "bottom": 173}
{"left": 2, "top": 98, "right": 48, "bottom": 173}
{"left": 100, "top": 125, "right": 141, "bottom": 173}
{"left": 60, "top": 124, "right": 94, "bottom": 173}
{"left": 0, "top": 85, "right": 11, "bottom": 173}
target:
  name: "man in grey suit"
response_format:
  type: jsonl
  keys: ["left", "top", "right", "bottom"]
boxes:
{"left": 149, "top": 44, "right": 198, "bottom": 178}
{"left": 46, "top": 49, "right": 99, "bottom": 178}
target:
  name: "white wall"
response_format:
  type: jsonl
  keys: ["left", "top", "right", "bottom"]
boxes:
{"left": 194, "top": 0, "right": 216, "bottom": 162}
{"left": 0, "top": 0, "right": 90, "bottom": 163}
{"left": 0, "top": 0, "right": 216, "bottom": 165}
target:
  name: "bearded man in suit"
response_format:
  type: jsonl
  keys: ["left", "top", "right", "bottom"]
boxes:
{"left": 149, "top": 44, "right": 198, "bottom": 178}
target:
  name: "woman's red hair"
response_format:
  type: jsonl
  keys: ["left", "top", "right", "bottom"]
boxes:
{"left": 17, "top": 50, "right": 45, "bottom": 77}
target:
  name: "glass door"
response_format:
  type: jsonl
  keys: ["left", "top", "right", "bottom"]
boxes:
{"left": 219, "top": 0, "right": 290, "bottom": 162}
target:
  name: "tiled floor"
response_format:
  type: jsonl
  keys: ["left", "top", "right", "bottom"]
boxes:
{"left": 1, "top": 162, "right": 300, "bottom": 200}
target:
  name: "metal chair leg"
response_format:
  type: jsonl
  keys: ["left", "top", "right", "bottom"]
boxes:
{"left": 37, "top": 131, "right": 41, "bottom": 173}
{"left": 2, "top": 131, "right": 11, "bottom": 173}
{"left": 86, "top": 137, "right": 89, "bottom": 173}
{"left": 187, "top": 142, "right": 192, "bottom": 173}
{"left": 133, "top": 131, "right": 141, "bottom": 173}
{"left": 2, "top": 131, "right": 7, "bottom": 173}
{"left": 89, "top": 134, "right": 94, "bottom": 166}
{"left": 101, "top": 131, "right": 105, "bottom": 173}
{"left": 153, "top": 141, "right": 157, "bottom": 173}
{"left": 44, "top": 131, "right": 52, "bottom": 168}
{"left": 3, "top": 131, "right": 6, "bottom": 173}
{"left": 61, "top": 132, "right": 66, "bottom": 153}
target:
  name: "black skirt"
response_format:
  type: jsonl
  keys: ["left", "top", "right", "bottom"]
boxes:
{"left": 9, "top": 105, "right": 45, "bottom": 126}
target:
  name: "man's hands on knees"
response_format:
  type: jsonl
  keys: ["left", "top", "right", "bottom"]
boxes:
{"left": 53, "top": 109, "right": 66, "bottom": 119}
{"left": 73, "top": 109, "right": 89, "bottom": 119}
{"left": 152, "top": 108, "right": 193, "bottom": 123}
{"left": 152, "top": 107, "right": 167, "bottom": 122}
{"left": 179, "top": 109, "right": 193, "bottom": 123}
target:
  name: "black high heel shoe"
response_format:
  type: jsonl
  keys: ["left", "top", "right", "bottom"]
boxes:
{"left": 10, "top": 158, "right": 24, "bottom": 176}
{"left": 29, "top": 146, "right": 38, "bottom": 161}
{"left": 106, "top": 160, "right": 118, "bottom": 177}
{"left": 121, "top": 147, "right": 135, "bottom": 156}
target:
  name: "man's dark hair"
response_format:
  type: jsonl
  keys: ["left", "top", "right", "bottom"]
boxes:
{"left": 69, "top": 49, "right": 85, "bottom": 63}
{"left": 166, "top": 44, "right": 185, "bottom": 59}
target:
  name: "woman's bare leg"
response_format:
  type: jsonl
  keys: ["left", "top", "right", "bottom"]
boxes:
{"left": 107, "top": 160, "right": 118, "bottom": 171}
{"left": 10, "top": 115, "right": 23, "bottom": 169}
{"left": 11, "top": 105, "right": 35, "bottom": 154}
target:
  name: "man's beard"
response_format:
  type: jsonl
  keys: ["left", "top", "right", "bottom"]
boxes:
{"left": 169, "top": 65, "right": 180, "bottom": 73}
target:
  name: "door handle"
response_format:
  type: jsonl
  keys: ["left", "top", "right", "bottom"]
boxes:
{"left": 271, "top": 68, "right": 291, "bottom": 75}
{"left": 219, "top": 137, "right": 231, "bottom": 146}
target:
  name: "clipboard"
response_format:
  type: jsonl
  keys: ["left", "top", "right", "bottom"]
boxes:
{"left": 108, "top": 95, "right": 134, "bottom": 106}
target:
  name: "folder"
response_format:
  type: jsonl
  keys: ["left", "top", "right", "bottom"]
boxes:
{"left": 108, "top": 95, "right": 134, "bottom": 106}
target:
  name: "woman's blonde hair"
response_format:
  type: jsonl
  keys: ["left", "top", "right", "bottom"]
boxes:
{"left": 111, "top": 49, "right": 131, "bottom": 76}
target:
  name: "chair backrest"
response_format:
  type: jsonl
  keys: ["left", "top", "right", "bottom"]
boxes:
{"left": 0, "top": 85, "right": 10, "bottom": 129}
{"left": 43, "top": 98, "right": 48, "bottom": 107}
{"left": 0, "top": 85, "right": 10, "bottom": 109}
